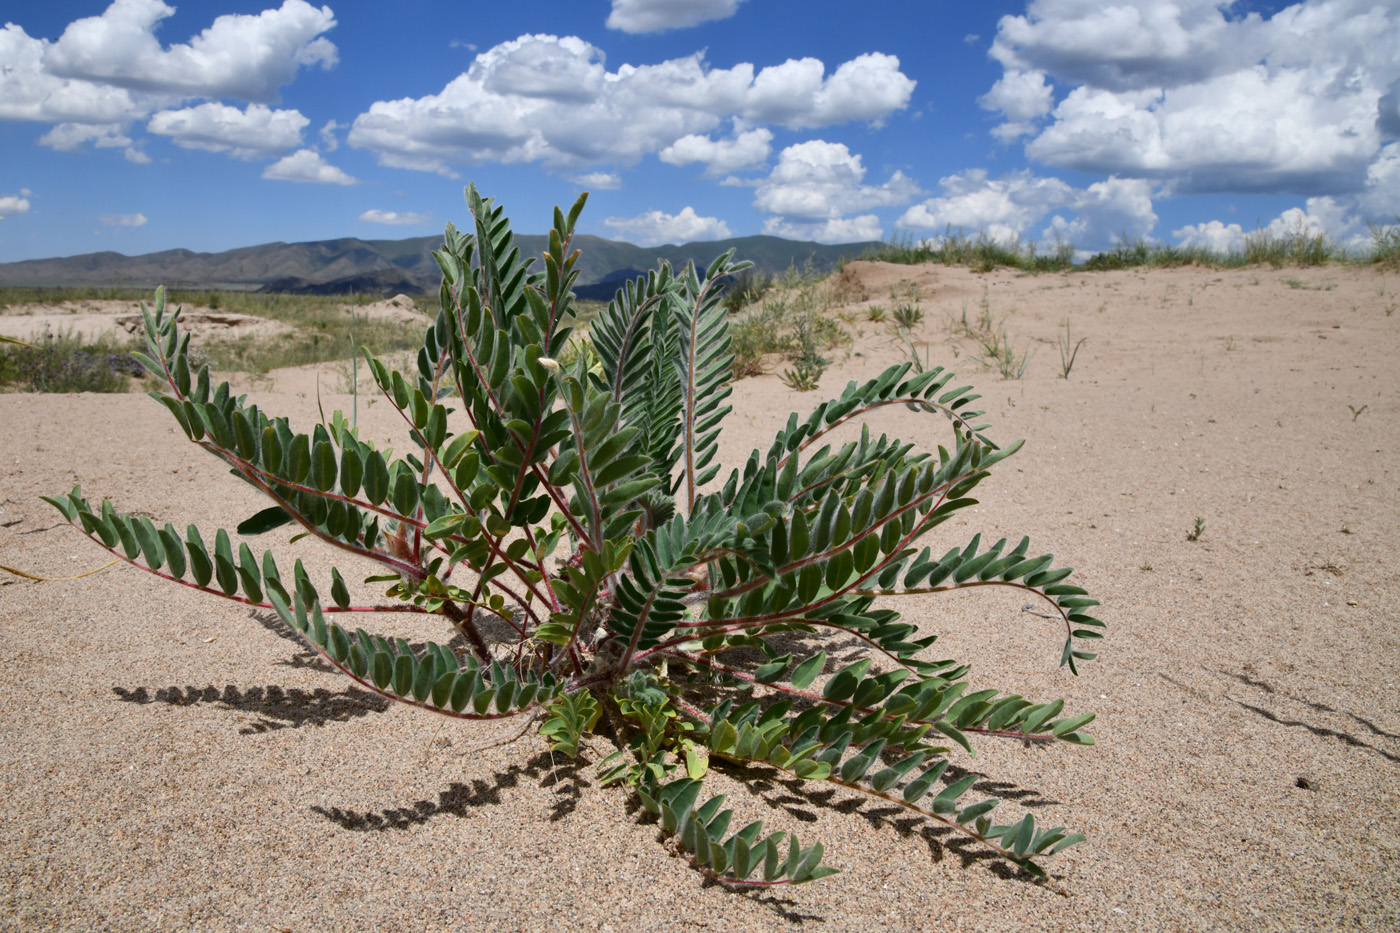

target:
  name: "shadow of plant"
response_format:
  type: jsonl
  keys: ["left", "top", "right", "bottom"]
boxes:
{"left": 1217, "top": 668, "right": 1400, "bottom": 764}
{"left": 311, "top": 750, "right": 590, "bottom": 831}
{"left": 112, "top": 682, "right": 390, "bottom": 733}
{"left": 717, "top": 756, "right": 1060, "bottom": 886}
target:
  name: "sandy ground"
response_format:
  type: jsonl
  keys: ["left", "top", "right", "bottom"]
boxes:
{"left": 1, "top": 263, "right": 1397, "bottom": 931}
{"left": 0, "top": 293, "right": 425, "bottom": 345}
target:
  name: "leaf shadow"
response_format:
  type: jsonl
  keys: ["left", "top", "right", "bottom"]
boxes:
{"left": 1213, "top": 668, "right": 1400, "bottom": 764}
{"left": 311, "top": 750, "right": 590, "bottom": 831}
{"left": 112, "top": 682, "right": 391, "bottom": 734}
{"left": 719, "top": 757, "right": 1059, "bottom": 888}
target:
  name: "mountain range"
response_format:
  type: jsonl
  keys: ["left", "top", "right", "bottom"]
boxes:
{"left": 0, "top": 233, "right": 880, "bottom": 300}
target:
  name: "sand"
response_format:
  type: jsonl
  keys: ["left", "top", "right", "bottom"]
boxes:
{"left": 1, "top": 262, "right": 1397, "bottom": 931}
{"left": 0, "top": 293, "right": 424, "bottom": 346}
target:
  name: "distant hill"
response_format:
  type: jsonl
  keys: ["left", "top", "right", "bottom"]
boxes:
{"left": 0, "top": 232, "right": 880, "bottom": 296}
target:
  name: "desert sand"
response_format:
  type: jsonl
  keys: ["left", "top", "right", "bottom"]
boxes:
{"left": 1, "top": 262, "right": 1397, "bottom": 931}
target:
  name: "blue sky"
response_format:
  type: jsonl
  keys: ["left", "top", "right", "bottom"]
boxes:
{"left": 1, "top": 0, "right": 1397, "bottom": 262}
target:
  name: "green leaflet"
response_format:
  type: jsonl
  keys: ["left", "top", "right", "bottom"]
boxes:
{"left": 237, "top": 506, "right": 293, "bottom": 536}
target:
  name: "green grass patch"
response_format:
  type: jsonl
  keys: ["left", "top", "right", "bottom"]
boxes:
{"left": 0, "top": 328, "right": 144, "bottom": 393}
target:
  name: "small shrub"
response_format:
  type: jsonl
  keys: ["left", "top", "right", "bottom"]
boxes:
{"left": 1367, "top": 222, "right": 1400, "bottom": 268}
{"left": 44, "top": 186, "right": 1104, "bottom": 887}
{"left": 0, "top": 328, "right": 142, "bottom": 393}
{"left": 779, "top": 316, "right": 828, "bottom": 391}
{"left": 978, "top": 328, "right": 1036, "bottom": 380}
{"left": 721, "top": 268, "right": 774, "bottom": 315}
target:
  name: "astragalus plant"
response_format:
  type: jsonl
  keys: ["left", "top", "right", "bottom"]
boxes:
{"left": 44, "top": 187, "right": 1104, "bottom": 887}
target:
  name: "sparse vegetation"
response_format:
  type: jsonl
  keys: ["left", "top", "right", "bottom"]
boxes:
{"left": 728, "top": 271, "right": 846, "bottom": 380}
{"left": 977, "top": 328, "right": 1037, "bottom": 380}
{"left": 1056, "top": 319, "right": 1087, "bottom": 379}
{"left": 0, "top": 328, "right": 143, "bottom": 393}
{"left": 865, "top": 229, "right": 1074, "bottom": 273}
{"left": 1187, "top": 517, "right": 1206, "bottom": 542}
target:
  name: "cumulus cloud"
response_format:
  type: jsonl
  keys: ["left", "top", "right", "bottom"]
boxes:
{"left": 147, "top": 102, "right": 307, "bottom": 158}
{"left": 37, "top": 122, "right": 132, "bottom": 152}
{"left": 1173, "top": 218, "right": 1246, "bottom": 253}
{"left": 0, "top": 22, "right": 143, "bottom": 126}
{"left": 761, "top": 214, "right": 884, "bottom": 244}
{"left": 0, "top": 194, "right": 33, "bottom": 215}
{"left": 1175, "top": 197, "right": 1368, "bottom": 254}
{"left": 898, "top": 169, "right": 1073, "bottom": 243}
{"left": 661, "top": 126, "right": 772, "bottom": 175}
{"left": 754, "top": 140, "right": 920, "bottom": 220}
{"left": 1041, "top": 176, "right": 1158, "bottom": 248}
{"left": 983, "top": 0, "right": 1400, "bottom": 198}
{"left": 989, "top": 0, "right": 1258, "bottom": 91}
{"left": 101, "top": 212, "right": 147, "bottom": 227}
{"left": 569, "top": 172, "right": 623, "bottom": 189}
{"left": 263, "top": 149, "right": 357, "bottom": 184}
{"left": 347, "top": 35, "right": 914, "bottom": 173}
{"left": 43, "top": 0, "right": 337, "bottom": 102}
{"left": 359, "top": 209, "right": 431, "bottom": 226}
{"left": 979, "top": 68, "right": 1053, "bottom": 122}
{"left": 0, "top": 2, "right": 336, "bottom": 165}
{"left": 743, "top": 54, "right": 916, "bottom": 129}
{"left": 607, "top": 0, "right": 745, "bottom": 34}
{"left": 318, "top": 119, "right": 343, "bottom": 151}
{"left": 897, "top": 169, "right": 1157, "bottom": 252}
{"left": 749, "top": 141, "right": 920, "bottom": 244}
{"left": 603, "top": 207, "right": 732, "bottom": 245}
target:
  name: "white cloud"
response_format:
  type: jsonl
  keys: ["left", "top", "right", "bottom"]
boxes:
{"left": 984, "top": 0, "right": 1400, "bottom": 196}
{"left": 1358, "top": 142, "right": 1400, "bottom": 217}
{"left": 754, "top": 140, "right": 920, "bottom": 221}
{"left": 101, "top": 212, "right": 147, "bottom": 227}
{"left": 319, "top": 119, "right": 343, "bottom": 152}
{"left": 1041, "top": 176, "right": 1158, "bottom": 247}
{"left": 750, "top": 141, "right": 919, "bottom": 245}
{"left": 603, "top": 207, "right": 732, "bottom": 245}
{"left": 978, "top": 69, "right": 1053, "bottom": 122}
{"left": 0, "top": 194, "right": 33, "bottom": 215}
{"left": 0, "top": 22, "right": 143, "bottom": 125}
{"left": 347, "top": 35, "right": 914, "bottom": 173}
{"left": 1175, "top": 195, "right": 1379, "bottom": 255}
{"left": 990, "top": 0, "right": 1256, "bottom": 91}
{"left": 263, "top": 149, "right": 357, "bottom": 184}
{"left": 898, "top": 168, "right": 1073, "bottom": 241}
{"left": 359, "top": 209, "right": 432, "bottom": 226}
{"left": 43, "top": 0, "right": 337, "bottom": 103}
{"left": 124, "top": 146, "right": 151, "bottom": 163}
{"left": 607, "top": 0, "right": 745, "bottom": 34}
{"left": 897, "top": 169, "right": 1157, "bottom": 252}
{"left": 0, "top": 2, "right": 335, "bottom": 166}
{"left": 1173, "top": 219, "right": 1246, "bottom": 253}
{"left": 762, "top": 214, "right": 883, "bottom": 244}
{"left": 37, "top": 122, "right": 132, "bottom": 152}
{"left": 661, "top": 126, "right": 772, "bottom": 175}
{"left": 743, "top": 53, "right": 916, "bottom": 129}
{"left": 569, "top": 172, "right": 623, "bottom": 190}
{"left": 147, "top": 102, "right": 307, "bottom": 158}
